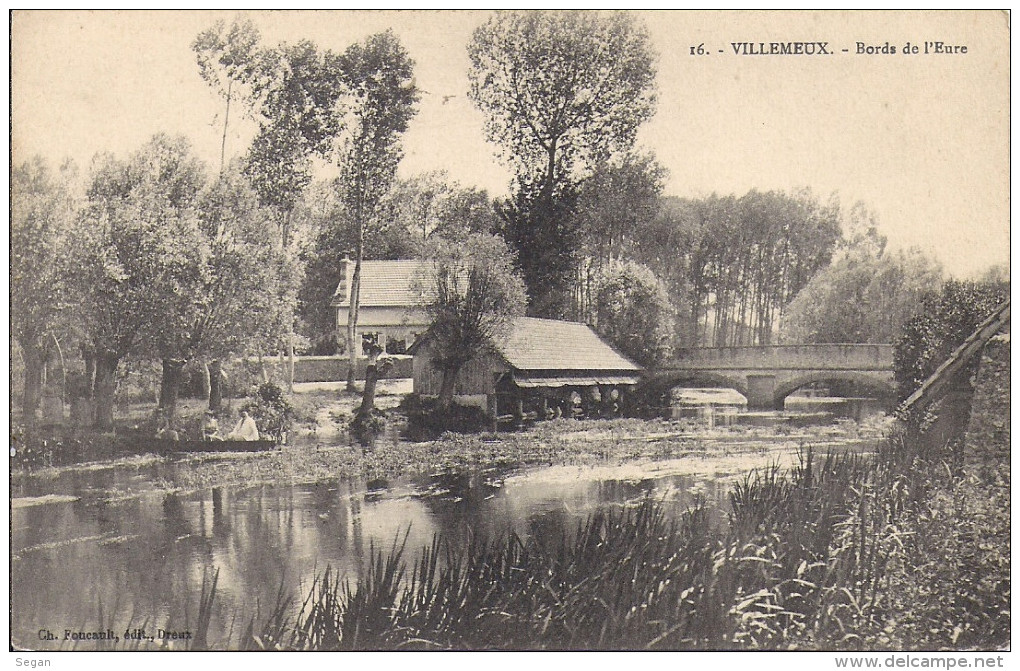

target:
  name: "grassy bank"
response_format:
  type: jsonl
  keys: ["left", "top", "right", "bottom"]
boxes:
{"left": 230, "top": 433, "right": 1007, "bottom": 651}
{"left": 12, "top": 414, "right": 883, "bottom": 493}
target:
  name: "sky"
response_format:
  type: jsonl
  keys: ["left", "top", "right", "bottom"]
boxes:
{"left": 11, "top": 10, "right": 1010, "bottom": 278}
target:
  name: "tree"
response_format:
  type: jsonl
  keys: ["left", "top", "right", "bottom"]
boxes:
{"left": 415, "top": 234, "right": 528, "bottom": 409}
{"left": 468, "top": 10, "right": 657, "bottom": 318}
{"left": 242, "top": 39, "right": 342, "bottom": 391}
{"left": 783, "top": 224, "right": 943, "bottom": 344}
{"left": 468, "top": 10, "right": 656, "bottom": 197}
{"left": 633, "top": 190, "right": 842, "bottom": 347}
{"left": 11, "top": 157, "right": 78, "bottom": 422}
{"left": 70, "top": 134, "right": 207, "bottom": 429}
{"left": 192, "top": 16, "right": 269, "bottom": 171}
{"left": 380, "top": 171, "right": 499, "bottom": 245}
{"left": 496, "top": 185, "right": 580, "bottom": 319}
{"left": 895, "top": 279, "right": 1009, "bottom": 402}
{"left": 191, "top": 166, "right": 297, "bottom": 412}
{"left": 327, "top": 30, "right": 419, "bottom": 391}
{"left": 591, "top": 261, "right": 673, "bottom": 367}
{"left": 572, "top": 152, "right": 666, "bottom": 321}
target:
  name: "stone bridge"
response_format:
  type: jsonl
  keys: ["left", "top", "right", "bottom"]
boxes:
{"left": 650, "top": 344, "right": 895, "bottom": 410}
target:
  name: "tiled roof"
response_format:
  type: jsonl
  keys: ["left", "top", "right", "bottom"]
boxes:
{"left": 333, "top": 260, "right": 423, "bottom": 308}
{"left": 495, "top": 317, "right": 641, "bottom": 372}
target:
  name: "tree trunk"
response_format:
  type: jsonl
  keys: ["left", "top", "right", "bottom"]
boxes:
{"left": 437, "top": 366, "right": 458, "bottom": 411}
{"left": 21, "top": 341, "right": 44, "bottom": 424}
{"left": 356, "top": 351, "right": 382, "bottom": 421}
{"left": 83, "top": 349, "right": 96, "bottom": 400}
{"left": 201, "top": 362, "right": 212, "bottom": 403}
{"left": 346, "top": 225, "right": 364, "bottom": 393}
{"left": 288, "top": 334, "right": 295, "bottom": 393}
{"left": 220, "top": 79, "right": 232, "bottom": 173}
{"left": 158, "top": 358, "right": 186, "bottom": 426}
{"left": 258, "top": 353, "right": 269, "bottom": 384}
{"left": 158, "top": 358, "right": 186, "bottom": 429}
{"left": 208, "top": 359, "right": 223, "bottom": 412}
{"left": 93, "top": 353, "right": 119, "bottom": 431}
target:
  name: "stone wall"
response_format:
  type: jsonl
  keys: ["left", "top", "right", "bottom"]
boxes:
{"left": 964, "top": 333, "right": 1010, "bottom": 466}
{"left": 258, "top": 355, "right": 413, "bottom": 383}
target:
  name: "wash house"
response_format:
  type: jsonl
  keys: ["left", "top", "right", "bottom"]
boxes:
{"left": 410, "top": 317, "right": 643, "bottom": 427}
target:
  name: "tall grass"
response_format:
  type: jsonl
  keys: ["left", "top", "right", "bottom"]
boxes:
{"left": 245, "top": 435, "right": 1007, "bottom": 650}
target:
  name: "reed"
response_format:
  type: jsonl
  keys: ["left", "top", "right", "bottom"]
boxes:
{"left": 253, "top": 435, "right": 1007, "bottom": 650}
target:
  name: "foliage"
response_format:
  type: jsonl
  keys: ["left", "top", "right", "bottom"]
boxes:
{"left": 894, "top": 279, "right": 1009, "bottom": 401}
{"left": 496, "top": 184, "right": 580, "bottom": 319}
{"left": 349, "top": 408, "right": 388, "bottom": 447}
{"left": 782, "top": 211, "right": 943, "bottom": 344}
{"left": 380, "top": 170, "right": 500, "bottom": 245}
{"left": 240, "top": 382, "right": 295, "bottom": 442}
{"left": 871, "top": 466, "right": 1010, "bottom": 649}
{"left": 72, "top": 134, "right": 207, "bottom": 361}
{"left": 242, "top": 39, "right": 340, "bottom": 231}
{"left": 192, "top": 17, "right": 269, "bottom": 106}
{"left": 574, "top": 152, "right": 666, "bottom": 268}
{"left": 591, "top": 260, "right": 673, "bottom": 366}
{"left": 11, "top": 157, "right": 79, "bottom": 419}
{"left": 468, "top": 10, "right": 657, "bottom": 319}
{"left": 327, "top": 30, "right": 419, "bottom": 384}
{"left": 192, "top": 16, "right": 271, "bottom": 169}
{"left": 633, "top": 190, "right": 842, "bottom": 346}
{"left": 468, "top": 10, "right": 656, "bottom": 193}
{"left": 414, "top": 234, "right": 528, "bottom": 406}
{"left": 195, "top": 165, "right": 301, "bottom": 361}
{"left": 400, "top": 394, "right": 492, "bottom": 441}
{"left": 572, "top": 153, "right": 666, "bottom": 320}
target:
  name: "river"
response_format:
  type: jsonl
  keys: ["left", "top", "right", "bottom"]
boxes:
{"left": 10, "top": 416, "right": 883, "bottom": 650}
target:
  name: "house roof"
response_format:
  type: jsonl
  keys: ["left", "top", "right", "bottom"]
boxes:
{"left": 495, "top": 317, "right": 642, "bottom": 372}
{"left": 332, "top": 260, "right": 422, "bottom": 308}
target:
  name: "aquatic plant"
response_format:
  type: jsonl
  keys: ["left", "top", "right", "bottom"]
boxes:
{"left": 247, "top": 435, "right": 1008, "bottom": 651}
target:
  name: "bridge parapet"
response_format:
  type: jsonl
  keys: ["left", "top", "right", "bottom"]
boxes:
{"left": 674, "top": 344, "right": 893, "bottom": 371}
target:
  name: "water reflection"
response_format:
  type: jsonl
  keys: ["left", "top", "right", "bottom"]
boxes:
{"left": 12, "top": 459, "right": 751, "bottom": 650}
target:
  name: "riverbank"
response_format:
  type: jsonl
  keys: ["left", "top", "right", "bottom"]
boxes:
{"left": 12, "top": 411, "right": 888, "bottom": 495}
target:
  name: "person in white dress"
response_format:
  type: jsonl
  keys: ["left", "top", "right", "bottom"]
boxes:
{"left": 227, "top": 410, "right": 260, "bottom": 441}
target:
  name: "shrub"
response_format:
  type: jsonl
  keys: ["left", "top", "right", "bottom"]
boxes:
{"left": 401, "top": 394, "right": 490, "bottom": 441}
{"left": 894, "top": 279, "right": 1008, "bottom": 402}
{"left": 349, "top": 409, "right": 388, "bottom": 447}
{"left": 240, "top": 382, "right": 294, "bottom": 442}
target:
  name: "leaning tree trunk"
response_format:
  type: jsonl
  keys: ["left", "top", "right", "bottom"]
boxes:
{"left": 208, "top": 359, "right": 223, "bottom": 412}
{"left": 20, "top": 341, "right": 44, "bottom": 425}
{"left": 93, "top": 353, "right": 120, "bottom": 431}
{"left": 356, "top": 351, "right": 382, "bottom": 422}
{"left": 158, "top": 358, "right": 186, "bottom": 429}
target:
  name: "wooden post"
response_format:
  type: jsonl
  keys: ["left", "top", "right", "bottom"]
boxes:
{"left": 514, "top": 396, "right": 524, "bottom": 428}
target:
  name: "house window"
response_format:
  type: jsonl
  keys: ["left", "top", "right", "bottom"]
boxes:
{"left": 386, "top": 335, "right": 407, "bottom": 354}
{"left": 360, "top": 332, "right": 380, "bottom": 355}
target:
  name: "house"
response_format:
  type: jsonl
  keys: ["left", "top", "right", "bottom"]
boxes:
{"left": 331, "top": 258, "right": 428, "bottom": 355}
{"left": 410, "top": 317, "right": 643, "bottom": 423}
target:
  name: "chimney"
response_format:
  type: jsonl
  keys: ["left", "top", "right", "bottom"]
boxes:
{"left": 340, "top": 254, "right": 352, "bottom": 302}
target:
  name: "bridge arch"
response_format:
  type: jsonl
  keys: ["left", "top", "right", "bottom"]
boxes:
{"left": 638, "top": 371, "right": 748, "bottom": 400}
{"left": 773, "top": 371, "right": 896, "bottom": 408}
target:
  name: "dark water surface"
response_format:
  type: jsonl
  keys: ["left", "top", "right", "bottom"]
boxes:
{"left": 11, "top": 420, "right": 881, "bottom": 651}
